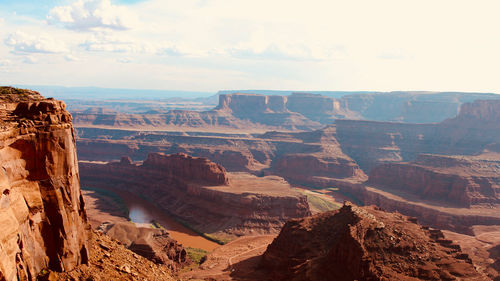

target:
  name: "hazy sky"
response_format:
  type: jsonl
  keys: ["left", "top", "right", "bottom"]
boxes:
{"left": 0, "top": 0, "right": 499, "bottom": 92}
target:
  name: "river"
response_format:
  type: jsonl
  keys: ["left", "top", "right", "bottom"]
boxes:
{"left": 100, "top": 188, "right": 220, "bottom": 251}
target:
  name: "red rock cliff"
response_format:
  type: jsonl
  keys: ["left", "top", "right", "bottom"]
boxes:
{"left": 0, "top": 87, "right": 89, "bottom": 281}
{"left": 143, "top": 153, "right": 229, "bottom": 185}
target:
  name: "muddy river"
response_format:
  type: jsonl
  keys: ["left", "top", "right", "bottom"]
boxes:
{"left": 106, "top": 189, "right": 220, "bottom": 251}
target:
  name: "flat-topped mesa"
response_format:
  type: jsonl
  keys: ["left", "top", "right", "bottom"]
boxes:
{"left": 451, "top": 99, "right": 500, "bottom": 124}
{"left": 215, "top": 92, "right": 356, "bottom": 124}
{"left": 0, "top": 87, "right": 89, "bottom": 281}
{"left": 215, "top": 93, "right": 288, "bottom": 114}
{"left": 260, "top": 202, "right": 485, "bottom": 280}
{"left": 142, "top": 152, "right": 229, "bottom": 186}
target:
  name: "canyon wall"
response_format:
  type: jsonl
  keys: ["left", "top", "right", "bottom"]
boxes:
{"left": 368, "top": 154, "right": 500, "bottom": 207}
{"left": 79, "top": 153, "right": 312, "bottom": 237}
{"left": 336, "top": 99, "right": 500, "bottom": 173}
{"left": 0, "top": 88, "right": 89, "bottom": 281}
{"left": 75, "top": 125, "right": 367, "bottom": 185}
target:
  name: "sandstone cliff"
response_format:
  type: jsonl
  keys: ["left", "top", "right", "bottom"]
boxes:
{"left": 79, "top": 153, "right": 311, "bottom": 239}
{"left": 260, "top": 203, "right": 485, "bottom": 281}
{"left": 0, "top": 87, "right": 89, "bottom": 281}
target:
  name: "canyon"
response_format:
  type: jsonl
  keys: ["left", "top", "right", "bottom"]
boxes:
{"left": 69, "top": 91, "right": 500, "bottom": 131}
{"left": 79, "top": 153, "right": 312, "bottom": 241}
{"left": 3, "top": 86, "right": 500, "bottom": 280}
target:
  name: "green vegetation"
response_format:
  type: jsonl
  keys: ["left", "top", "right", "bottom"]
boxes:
{"left": 306, "top": 193, "right": 341, "bottom": 212}
{"left": 82, "top": 186, "right": 130, "bottom": 219}
{"left": 294, "top": 188, "right": 341, "bottom": 212}
{"left": 150, "top": 220, "right": 165, "bottom": 230}
{"left": 0, "top": 87, "right": 40, "bottom": 102}
{"left": 203, "top": 233, "right": 232, "bottom": 245}
{"left": 186, "top": 247, "right": 209, "bottom": 264}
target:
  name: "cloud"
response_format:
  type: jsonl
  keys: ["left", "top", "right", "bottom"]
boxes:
{"left": 5, "top": 31, "right": 69, "bottom": 54}
{"left": 0, "top": 59, "right": 14, "bottom": 73}
{"left": 0, "top": 59, "right": 12, "bottom": 66}
{"left": 156, "top": 42, "right": 212, "bottom": 57}
{"left": 65, "top": 54, "right": 81, "bottom": 61}
{"left": 47, "top": 0, "right": 138, "bottom": 31}
{"left": 117, "top": 57, "right": 132, "bottom": 63}
{"left": 80, "top": 33, "right": 150, "bottom": 53}
{"left": 226, "top": 44, "right": 340, "bottom": 61}
{"left": 23, "top": 56, "right": 38, "bottom": 64}
{"left": 378, "top": 49, "right": 409, "bottom": 60}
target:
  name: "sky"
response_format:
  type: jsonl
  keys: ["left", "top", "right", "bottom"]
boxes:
{"left": 0, "top": 0, "right": 499, "bottom": 93}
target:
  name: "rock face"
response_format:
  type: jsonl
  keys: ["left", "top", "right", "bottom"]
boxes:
{"left": 268, "top": 125, "right": 367, "bottom": 184}
{"left": 0, "top": 87, "right": 89, "bottom": 281}
{"left": 79, "top": 153, "right": 311, "bottom": 237}
{"left": 260, "top": 203, "right": 485, "bottom": 281}
{"left": 368, "top": 154, "right": 500, "bottom": 207}
{"left": 143, "top": 153, "right": 229, "bottom": 186}
{"left": 216, "top": 93, "right": 357, "bottom": 126}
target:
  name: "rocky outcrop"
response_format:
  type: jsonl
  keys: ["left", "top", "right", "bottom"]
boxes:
{"left": 47, "top": 230, "right": 177, "bottom": 281}
{"left": 0, "top": 87, "right": 89, "bottom": 281}
{"left": 98, "top": 222, "right": 188, "bottom": 271}
{"left": 79, "top": 153, "right": 311, "bottom": 238}
{"left": 260, "top": 203, "right": 486, "bottom": 281}
{"left": 368, "top": 154, "right": 500, "bottom": 207}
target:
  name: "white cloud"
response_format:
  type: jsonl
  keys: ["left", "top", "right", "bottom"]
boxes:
{"left": 226, "top": 44, "right": 345, "bottom": 61}
{"left": 156, "top": 42, "right": 212, "bottom": 57}
{"left": 5, "top": 31, "right": 68, "bottom": 54}
{"left": 47, "top": 0, "right": 138, "bottom": 31}
{"left": 23, "top": 56, "right": 38, "bottom": 64}
{"left": 0, "top": 59, "right": 12, "bottom": 66}
{"left": 117, "top": 57, "right": 132, "bottom": 63}
{"left": 1, "top": 0, "right": 499, "bottom": 93}
{"left": 378, "top": 49, "right": 410, "bottom": 60}
{"left": 65, "top": 54, "right": 81, "bottom": 61}
{"left": 80, "top": 33, "right": 150, "bottom": 53}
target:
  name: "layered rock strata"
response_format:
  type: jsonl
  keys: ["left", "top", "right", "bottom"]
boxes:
{"left": 336, "top": 99, "right": 500, "bottom": 173}
{"left": 0, "top": 87, "right": 89, "bottom": 281}
{"left": 369, "top": 154, "right": 500, "bottom": 207}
